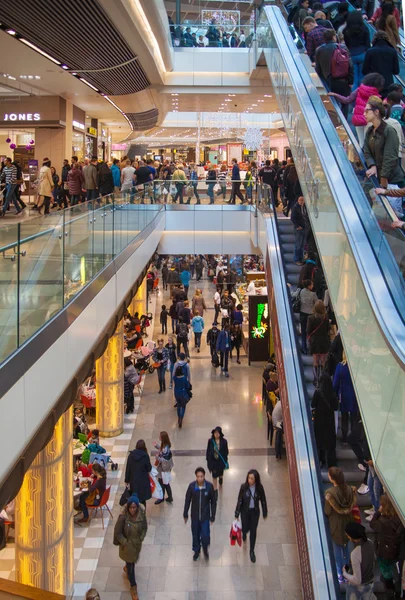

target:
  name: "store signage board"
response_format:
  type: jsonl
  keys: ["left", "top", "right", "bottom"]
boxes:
{"left": 248, "top": 295, "right": 269, "bottom": 362}
{"left": 112, "top": 143, "right": 127, "bottom": 151}
{"left": 87, "top": 126, "right": 97, "bottom": 136}
{"left": 73, "top": 120, "right": 85, "bottom": 130}
{"left": 28, "top": 159, "right": 38, "bottom": 168}
{"left": 4, "top": 113, "right": 40, "bottom": 121}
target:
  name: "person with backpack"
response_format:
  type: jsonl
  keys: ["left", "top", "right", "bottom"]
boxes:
{"left": 206, "top": 426, "right": 229, "bottom": 495}
{"left": 173, "top": 365, "right": 192, "bottom": 428}
{"left": 191, "top": 310, "right": 204, "bottom": 353}
{"left": 315, "top": 28, "right": 353, "bottom": 118}
{"left": 176, "top": 317, "right": 190, "bottom": 359}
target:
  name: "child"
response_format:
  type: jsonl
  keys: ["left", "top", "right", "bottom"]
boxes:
{"left": 160, "top": 304, "right": 169, "bottom": 335}
{"left": 87, "top": 429, "right": 100, "bottom": 445}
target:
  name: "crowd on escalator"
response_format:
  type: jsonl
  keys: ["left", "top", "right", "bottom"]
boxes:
{"left": 288, "top": 0, "right": 405, "bottom": 225}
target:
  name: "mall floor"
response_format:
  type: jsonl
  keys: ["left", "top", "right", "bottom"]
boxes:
{"left": 0, "top": 275, "right": 303, "bottom": 600}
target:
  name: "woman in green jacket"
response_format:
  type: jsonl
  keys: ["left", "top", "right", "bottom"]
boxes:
{"left": 114, "top": 494, "right": 148, "bottom": 600}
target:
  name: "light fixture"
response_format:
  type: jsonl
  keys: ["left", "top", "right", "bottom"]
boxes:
{"left": 61, "top": 65, "right": 69, "bottom": 70}
{"left": 6, "top": 29, "right": 16, "bottom": 35}
{"left": 20, "top": 39, "right": 61, "bottom": 64}
{"left": 71, "top": 72, "right": 77, "bottom": 76}
{"left": 79, "top": 77, "right": 99, "bottom": 92}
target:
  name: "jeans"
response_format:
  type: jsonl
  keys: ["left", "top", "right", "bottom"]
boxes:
{"left": 220, "top": 350, "right": 229, "bottom": 372}
{"left": 346, "top": 582, "right": 375, "bottom": 599}
{"left": 86, "top": 188, "right": 98, "bottom": 202}
{"left": 171, "top": 318, "right": 178, "bottom": 333}
{"left": 70, "top": 194, "right": 80, "bottom": 206}
{"left": 174, "top": 182, "right": 184, "bottom": 203}
{"left": 79, "top": 492, "right": 100, "bottom": 520}
{"left": 177, "top": 338, "right": 189, "bottom": 358}
{"left": 3, "top": 184, "right": 20, "bottom": 214}
{"left": 194, "top": 332, "right": 202, "bottom": 348}
{"left": 207, "top": 182, "right": 215, "bottom": 204}
{"left": 246, "top": 186, "right": 252, "bottom": 202}
{"left": 214, "top": 304, "right": 220, "bottom": 324}
{"left": 157, "top": 365, "right": 166, "bottom": 391}
{"left": 241, "top": 508, "right": 260, "bottom": 551}
{"left": 217, "top": 183, "right": 226, "bottom": 199}
{"left": 161, "top": 319, "right": 167, "bottom": 334}
{"left": 230, "top": 182, "right": 245, "bottom": 203}
{"left": 351, "top": 53, "right": 365, "bottom": 91}
{"left": 191, "top": 519, "right": 211, "bottom": 553}
{"left": 299, "top": 312, "right": 309, "bottom": 352}
{"left": 169, "top": 361, "right": 174, "bottom": 385}
{"left": 192, "top": 183, "right": 200, "bottom": 203}
{"left": 177, "top": 403, "right": 186, "bottom": 419}
{"left": 293, "top": 228, "right": 306, "bottom": 262}
{"left": 341, "top": 411, "right": 358, "bottom": 443}
{"left": 355, "top": 126, "right": 366, "bottom": 149}
{"left": 332, "top": 540, "right": 350, "bottom": 578}
{"left": 367, "top": 469, "right": 383, "bottom": 511}
{"left": 125, "top": 562, "right": 136, "bottom": 587}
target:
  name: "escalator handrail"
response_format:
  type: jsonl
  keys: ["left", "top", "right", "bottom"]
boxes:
{"left": 262, "top": 5, "right": 405, "bottom": 365}
{"left": 260, "top": 206, "right": 339, "bottom": 599}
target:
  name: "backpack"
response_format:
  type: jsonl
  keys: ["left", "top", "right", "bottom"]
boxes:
{"left": 331, "top": 44, "right": 350, "bottom": 79}
{"left": 288, "top": 5, "right": 299, "bottom": 24}
{"left": 177, "top": 322, "right": 188, "bottom": 339}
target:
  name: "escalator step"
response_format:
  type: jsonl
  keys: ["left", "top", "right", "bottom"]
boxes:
{"left": 281, "top": 243, "right": 295, "bottom": 252}
{"left": 280, "top": 234, "right": 295, "bottom": 243}
{"left": 287, "top": 275, "right": 300, "bottom": 286}
{"left": 284, "top": 252, "right": 295, "bottom": 263}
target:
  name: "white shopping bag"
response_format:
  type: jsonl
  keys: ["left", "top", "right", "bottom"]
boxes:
{"left": 162, "top": 471, "right": 172, "bottom": 485}
{"left": 149, "top": 466, "right": 163, "bottom": 500}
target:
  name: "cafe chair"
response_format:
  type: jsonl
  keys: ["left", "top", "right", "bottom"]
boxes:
{"left": 87, "top": 486, "right": 113, "bottom": 529}
{"left": 77, "top": 433, "right": 88, "bottom": 445}
{"left": 152, "top": 277, "right": 159, "bottom": 294}
{"left": 4, "top": 520, "right": 15, "bottom": 543}
{"left": 81, "top": 394, "right": 95, "bottom": 418}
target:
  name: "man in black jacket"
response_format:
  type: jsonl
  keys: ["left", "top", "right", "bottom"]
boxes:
{"left": 183, "top": 467, "right": 217, "bottom": 561}
{"left": 363, "top": 31, "right": 399, "bottom": 96}
{"left": 290, "top": 196, "right": 308, "bottom": 265}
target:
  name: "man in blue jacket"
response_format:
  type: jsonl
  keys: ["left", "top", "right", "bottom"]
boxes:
{"left": 184, "top": 467, "right": 217, "bottom": 561}
{"left": 229, "top": 158, "right": 245, "bottom": 204}
{"left": 290, "top": 196, "right": 308, "bottom": 265}
{"left": 111, "top": 159, "right": 121, "bottom": 193}
{"left": 180, "top": 267, "right": 191, "bottom": 298}
{"left": 216, "top": 323, "right": 231, "bottom": 377}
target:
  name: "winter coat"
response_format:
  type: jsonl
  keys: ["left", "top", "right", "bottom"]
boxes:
{"left": 207, "top": 327, "right": 219, "bottom": 348}
{"left": 363, "top": 120, "right": 404, "bottom": 185}
{"left": 235, "top": 482, "right": 268, "bottom": 518}
{"left": 183, "top": 480, "right": 217, "bottom": 522}
{"left": 180, "top": 307, "right": 191, "bottom": 325}
{"left": 98, "top": 167, "right": 114, "bottom": 196}
{"left": 67, "top": 167, "right": 84, "bottom": 195}
{"left": 216, "top": 329, "right": 231, "bottom": 353}
{"left": 206, "top": 436, "right": 229, "bottom": 474}
{"left": 191, "top": 315, "right": 204, "bottom": 333}
{"left": 173, "top": 374, "right": 191, "bottom": 406}
{"left": 173, "top": 359, "right": 190, "bottom": 381}
{"left": 114, "top": 505, "right": 147, "bottom": 563}
{"left": 38, "top": 165, "right": 53, "bottom": 197}
{"left": 180, "top": 270, "right": 191, "bottom": 286}
{"left": 370, "top": 511, "right": 404, "bottom": 561}
{"left": 333, "top": 362, "right": 358, "bottom": 413}
{"left": 124, "top": 449, "right": 152, "bottom": 502}
{"left": 83, "top": 164, "right": 98, "bottom": 190}
{"left": 111, "top": 164, "right": 121, "bottom": 187}
{"left": 311, "top": 387, "right": 339, "bottom": 451}
{"left": 377, "top": 14, "right": 400, "bottom": 50}
{"left": 324, "top": 484, "right": 356, "bottom": 545}
{"left": 307, "top": 314, "right": 330, "bottom": 355}
{"left": 192, "top": 295, "right": 207, "bottom": 317}
{"left": 332, "top": 85, "right": 382, "bottom": 127}
{"left": 362, "top": 39, "right": 399, "bottom": 92}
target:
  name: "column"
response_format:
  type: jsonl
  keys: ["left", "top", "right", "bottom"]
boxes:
{"left": 35, "top": 100, "right": 73, "bottom": 168}
{"left": 96, "top": 319, "right": 124, "bottom": 438}
{"left": 15, "top": 408, "right": 73, "bottom": 596}
{"left": 130, "top": 276, "right": 147, "bottom": 318}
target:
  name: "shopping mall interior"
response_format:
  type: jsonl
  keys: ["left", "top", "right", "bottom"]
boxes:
{"left": 0, "top": 1, "right": 404, "bottom": 599}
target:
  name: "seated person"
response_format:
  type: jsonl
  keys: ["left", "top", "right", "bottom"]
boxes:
{"left": 266, "top": 372, "right": 279, "bottom": 396}
{"left": 272, "top": 400, "right": 283, "bottom": 428}
{"left": 0, "top": 499, "right": 15, "bottom": 521}
{"left": 76, "top": 463, "right": 107, "bottom": 524}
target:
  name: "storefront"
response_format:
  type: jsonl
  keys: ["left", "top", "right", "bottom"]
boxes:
{"left": 72, "top": 106, "right": 86, "bottom": 161}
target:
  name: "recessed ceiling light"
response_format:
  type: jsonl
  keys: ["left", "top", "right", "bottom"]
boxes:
{"left": 61, "top": 65, "right": 69, "bottom": 70}
{"left": 79, "top": 77, "right": 99, "bottom": 92}
{"left": 20, "top": 39, "right": 61, "bottom": 64}
{"left": 7, "top": 30, "right": 16, "bottom": 35}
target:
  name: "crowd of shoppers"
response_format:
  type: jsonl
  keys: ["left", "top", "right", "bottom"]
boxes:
{"left": 169, "top": 16, "right": 252, "bottom": 48}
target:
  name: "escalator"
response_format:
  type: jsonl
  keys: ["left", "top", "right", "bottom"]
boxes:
{"left": 257, "top": 5, "right": 405, "bottom": 523}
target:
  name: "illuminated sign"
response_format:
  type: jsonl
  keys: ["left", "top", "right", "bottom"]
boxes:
{"left": 248, "top": 295, "right": 270, "bottom": 363}
{"left": 4, "top": 113, "right": 40, "bottom": 121}
{"left": 251, "top": 302, "right": 268, "bottom": 339}
{"left": 87, "top": 126, "right": 97, "bottom": 136}
{"left": 73, "top": 120, "right": 85, "bottom": 130}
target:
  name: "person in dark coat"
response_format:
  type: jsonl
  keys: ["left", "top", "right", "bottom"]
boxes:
{"left": 325, "top": 332, "right": 343, "bottom": 377}
{"left": 235, "top": 469, "right": 268, "bottom": 563}
{"left": 124, "top": 439, "right": 152, "bottom": 506}
{"left": 333, "top": 353, "right": 359, "bottom": 443}
{"left": 183, "top": 467, "right": 217, "bottom": 561}
{"left": 97, "top": 162, "right": 114, "bottom": 199}
{"left": 307, "top": 299, "right": 330, "bottom": 387}
{"left": 311, "top": 373, "right": 339, "bottom": 467}
{"left": 216, "top": 323, "right": 231, "bottom": 376}
{"left": 362, "top": 31, "right": 399, "bottom": 95}
{"left": 206, "top": 426, "right": 229, "bottom": 493}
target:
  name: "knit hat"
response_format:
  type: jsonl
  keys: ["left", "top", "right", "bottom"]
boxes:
{"left": 127, "top": 493, "right": 140, "bottom": 507}
{"left": 345, "top": 522, "right": 366, "bottom": 540}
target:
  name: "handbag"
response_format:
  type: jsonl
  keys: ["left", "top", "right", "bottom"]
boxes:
{"left": 85, "top": 489, "right": 97, "bottom": 506}
{"left": 213, "top": 183, "right": 221, "bottom": 193}
{"left": 307, "top": 315, "right": 327, "bottom": 340}
{"left": 185, "top": 184, "right": 194, "bottom": 197}
{"left": 292, "top": 289, "right": 301, "bottom": 313}
{"left": 119, "top": 487, "right": 131, "bottom": 507}
{"left": 149, "top": 467, "right": 163, "bottom": 500}
{"left": 213, "top": 440, "right": 229, "bottom": 469}
{"left": 352, "top": 505, "right": 361, "bottom": 523}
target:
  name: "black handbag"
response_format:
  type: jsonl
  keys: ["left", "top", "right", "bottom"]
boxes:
{"left": 119, "top": 487, "right": 130, "bottom": 507}
{"left": 292, "top": 289, "right": 301, "bottom": 313}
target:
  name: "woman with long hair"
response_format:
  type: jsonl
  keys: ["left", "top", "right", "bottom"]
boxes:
{"left": 311, "top": 372, "right": 339, "bottom": 467}
{"left": 235, "top": 469, "right": 268, "bottom": 563}
{"left": 153, "top": 431, "right": 174, "bottom": 505}
{"left": 376, "top": 2, "right": 400, "bottom": 48}
{"left": 206, "top": 426, "right": 229, "bottom": 494}
{"left": 173, "top": 365, "right": 191, "bottom": 427}
{"left": 124, "top": 439, "right": 152, "bottom": 507}
{"left": 343, "top": 11, "right": 370, "bottom": 90}
{"left": 76, "top": 463, "right": 107, "bottom": 524}
{"left": 307, "top": 299, "right": 330, "bottom": 386}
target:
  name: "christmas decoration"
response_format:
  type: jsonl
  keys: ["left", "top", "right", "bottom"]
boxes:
{"left": 6, "top": 137, "right": 11, "bottom": 143}
{"left": 243, "top": 127, "right": 264, "bottom": 151}
{"left": 30, "top": 139, "right": 34, "bottom": 145}
{"left": 10, "top": 143, "right": 16, "bottom": 149}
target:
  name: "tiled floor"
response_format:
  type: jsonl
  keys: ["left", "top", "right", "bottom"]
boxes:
{"left": 0, "top": 274, "right": 303, "bottom": 599}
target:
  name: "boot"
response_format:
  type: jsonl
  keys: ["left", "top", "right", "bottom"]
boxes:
{"left": 179, "top": 417, "right": 183, "bottom": 428}
{"left": 165, "top": 484, "right": 173, "bottom": 503}
{"left": 130, "top": 585, "right": 139, "bottom": 600}
{"left": 163, "top": 381, "right": 166, "bottom": 391}
{"left": 312, "top": 366, "right": 318, "bottom": 387}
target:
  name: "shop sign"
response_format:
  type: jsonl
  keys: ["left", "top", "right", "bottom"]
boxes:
{"left": 87, "top": 126, "right": 97, "bottom": 136}
{"left": 248, "top": 295, "right": 269, "bottom": 362}
{"left": 4, "top": 113, "right": 40, "bottom": 121}
{"left": 73, "top": 120, "right": 85, "bottom": 130}
{"left": 112, "top": 143, "right": 127, "bottom": 151}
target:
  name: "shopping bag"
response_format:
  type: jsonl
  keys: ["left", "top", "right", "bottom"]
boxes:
{"left": 166, "top": 359, "right": 171, "bottom": 372}
{"left": 211, "top": 351, "right": 220, "bottom": 368}
{"left": 119, "top": 488, "right": 130, "bottom": 506}
{"left": 162, "top": 471, "right": 172, "bottom": 485}
{"left": 229, "top": 519, "right": 242, "bottom": 547}
{"left": 169, "top": 183, "right": 176, "bottom": 195}
{"left": 149, "top": 467, "right": 163, "bottom": 500}
{"left": 185, "top": 184, "right": 194, "bottom": 197}
{"left": 213, "top": 183, "right": 220, "bottom": 193}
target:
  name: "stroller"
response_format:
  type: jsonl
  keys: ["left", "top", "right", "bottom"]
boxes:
{"left": 133, "top": 340, "right": 157, "bottom": 374}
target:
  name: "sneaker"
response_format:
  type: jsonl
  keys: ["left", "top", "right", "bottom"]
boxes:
{"left": 225, "top": 372, "right": 229, "bottom": 378}
{"left": 358, "top": 463, "right": 367, "bottom": 472}
{"left": 357, "top": 483, "right": 369, "bottom": 495}
{"left": 193, "top": 552, "right": 200, "bottom": 561}
{"left": 366, "top": 514, "right": 374, "bottom": 522}
{"left": 169, "top": 384, "right": 172, "bottom": 389}
{"left": 338, "top": 575, "right": 345, "bottom": 584}
{"left": 364, "top": 508, "right": 375, "bottom": 515}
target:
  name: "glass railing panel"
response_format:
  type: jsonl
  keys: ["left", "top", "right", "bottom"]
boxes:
{"left": 18, "top": 216, "right": 64, "bottom": 346}
{"left": 102, "top": 199, "right": 115, "bottom": 264}
{"left": 259, "top": 5, "right": 405, "bottom": 517}
{"left": 170, "top": 24, "right": 254, "bottom": 49}
{"left": 0, "top": 224, "right": 20, "bottom": 363}
{"left": 63, "top": 203, "right": 95, "bottom": 304}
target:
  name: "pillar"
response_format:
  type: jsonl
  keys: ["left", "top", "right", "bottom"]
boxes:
{"left": 130, "top": 276, "right": 147, "bottom": 318}
{"left": 175, "top": 0, "right": 181, "bottom": 24}
{"left": 35, "top": 100, "right": 73, "bottom": 168}
{"left": 96, "top": 319, "right": 124, "bottom": 438}
{"left": 15, "top": 408, "right": 73, "bottom": 597}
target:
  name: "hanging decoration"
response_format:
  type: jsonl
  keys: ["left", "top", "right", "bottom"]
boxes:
{"left": 243, "top": 127, "right": 264, "bottom": 151}
{"left": 6, "top": 137, "right": 11, "bottom": 144}
{"left": 30, "top": 139, "right": 34, "bottom": 145}
{"left": 10, "top": 143, "right": 16, "bottom": 149}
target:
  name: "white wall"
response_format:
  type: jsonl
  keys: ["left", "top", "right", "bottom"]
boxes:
{"left": 0, "top": 213, "right": 165, "bottom": 484}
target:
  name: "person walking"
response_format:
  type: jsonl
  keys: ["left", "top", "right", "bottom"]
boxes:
{"left": 213, "top": 286, "right": 221, "bottom": 325}
{"left": 230, "top": 322, "right": 242, "bottom": 363}
{"left": 191, "top": 310, "right": 204, "bottom": 352}
{"left": 206, "top": 165, "right": 217, "bottom": 204}
{"left": 114, "top": 493, "right": 147, "bottom": 600}
{"left": 307, "top": 299, "right": 330, "bottom": 387}
{"left": 160, "top": 304, "right": 169, "bottom": 335}
{"left": 152, "top": 338, "right": 169, "bottom": 393}
{"left": 324, "top": 467, "right": 356, "bottom": 583}
{"left": 153, "top": 431, "right": 174, "bottom": 505}
{"left": 83, "top": 156, "right": 98, "bottom": 202}
{"left": 189, "top": 164, "right": 200, "bottom": 204}
{"left": 124, "top": 440, "right": 152, "bottom": 507}
{"left": 169, "top": 299, "right": 178, "bottom": 334}
{"left": 206, "top": 322, "right": 220, "bottom": 358}
{"left": 180, "top": 267, "right": 191, "bottom": 298}
{"left": 235, "top": 469, "right": 268, "bottom": 563}
{"left": 216, "top": 323, "right": 231, "bottom": 377}
{"left": 0, "top": 157, "right": 22, "bottom": 217}
{"left": 343, "top": 522, "right": 376, "bottom": 598}
{"left": 172, "top": 164, "right": 187, "bottom": 204}
{"left": 38, "top": 159, "right": 54, "bottom": 215}
{"left": 173, "top": 365, "right": 191, "bottom": 427}
{"left": 67, "top": 161, "right": 84, "bottom": 206}
{"left": 162, "top": 261, "right": 169, "bottom": 291}
{"left": 311, "top": 372, "right": 339, "bottom": 467}
{"left": 206, "top": 426, "right": 229, "bottom": 495}
{"left": 192, "top": 288, "right": 207, "bottom": 318}
{"left": 176, "top": 317, "right": 190, "bottom": 359}
{"left": 165, "top": 336, "right": 177, "bottom": 389}
{"left": 183, "top": 467, "right": 217, "bottom": 561}
{"left": 229, "top": 158, "right": 245, "bottom": 204}
{"left": 290, "top": 196, "right": 308, "bottom": 265}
